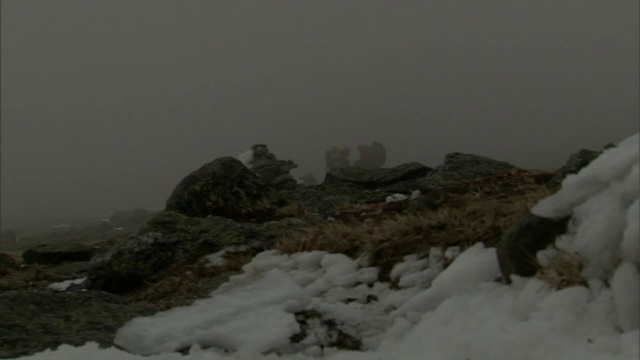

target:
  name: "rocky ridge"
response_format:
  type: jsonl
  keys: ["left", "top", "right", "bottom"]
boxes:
{"left": 0, "top": 148, "right": 601, "bottom": 358}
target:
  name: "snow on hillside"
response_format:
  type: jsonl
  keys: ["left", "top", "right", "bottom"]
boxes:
{"left": 15, "top": 134, "right": 639, "bottom": 360}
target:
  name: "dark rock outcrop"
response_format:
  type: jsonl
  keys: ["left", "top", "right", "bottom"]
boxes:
{"left": 548, "top": 149, "right": 601, "bottom": 186}
{"left": 165, "top": 157, "right": 281, "bottom": 220}
{"left": 245, "top": 144, "right": 299, "bottom": 190}
{"left": 324, "top": 162, "right": 432, "bottom": 188}
{"left": 0, "top": 289, "right": 154, "bottom": 359}
{"left": 284, "top": 163, "right": 432, "bottom": 215}
{"left": 240, "top": 144, "right": 298, "bottom": 190}
{"left": 86, "top": 211, "right": 304, "bottom": 293}
{"left": 22, "top": 243, "right": 95, "bottom": 265}
{"left": 496, "top": 214, "right": 571, "bottom": 283}
{"left": 421, "top": 152, "right": 516, "bottom": 190}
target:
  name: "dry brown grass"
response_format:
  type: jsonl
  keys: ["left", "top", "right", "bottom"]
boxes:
{"left": 274, "top": 203, "right": 310, "bottom": 220}
{"left": 131, "top": 249, "right": 259, "bottom": 311}
{"left": 276, "top": 170, "right": 553, "bottom": 281}
{"left": 277, "top": 207, "right": 547, "bottom": 281}
{"left": 536, "top": 249, "right": 587, "bottom": 289}
{"left": 0, "top": 263, "right": 65, "bottom": 290}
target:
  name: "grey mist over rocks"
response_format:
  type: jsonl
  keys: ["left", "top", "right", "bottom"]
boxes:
{"left": 1, "top": 0, "right": 638, "bottom": 230}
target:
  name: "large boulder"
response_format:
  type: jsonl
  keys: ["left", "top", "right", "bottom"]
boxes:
{"left": 22, "top": 243, "right": 95, "bottom": 265}
{"left": 421, "top": 152, "right": 517, "bottom": 190}
{"left": 86, "top": 211, "right": 300, "bottom": 293}
{"left": 0, "top": 289, "right": 153, "bottom": 359}
{"left": 496, "top": 214, "right": 570, "bottom": 283}
{"left": 323, "top": 162, "right": 432, "bottom": 188}
{"left": 165, "top": 157, "right": 281, "bottom": 220}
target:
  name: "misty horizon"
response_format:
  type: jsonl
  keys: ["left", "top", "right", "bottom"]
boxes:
{"left": 1, "top": 0, "right": 638, "bottom": 230}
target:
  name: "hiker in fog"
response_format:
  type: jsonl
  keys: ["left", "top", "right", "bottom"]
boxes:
{"left": 325, "top": 145, "right": 351, "bottom": 171}
{"left": 353, "top": 141, "right": 386, "bottom": 168}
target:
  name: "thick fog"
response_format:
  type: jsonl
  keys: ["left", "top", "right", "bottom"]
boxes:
{"left": 1, "top": 0, "right": 638, "bottom": 230}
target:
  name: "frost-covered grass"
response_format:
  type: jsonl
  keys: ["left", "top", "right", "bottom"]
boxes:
{"left": 14, "top": 133, "right": 639, "bottom": 360}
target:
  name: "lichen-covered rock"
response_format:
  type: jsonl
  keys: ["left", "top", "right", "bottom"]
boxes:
{"left": 22, "top": 243, "right": 95, "bottom": 265}
{"left": 496, "top": 214, "right": 570, "bottom": 283}
{"left": 165, "top": 157, "right": 281, "bottom": 220}
{"left": 548, "top": 148, "right": 601, "bottom": 186}
{"left": 323, "top": 162, "right": 432, "bottom": 188}
{"left": 421, "top": 152, "right": 516, "bottom": 190}
{"left": 0, "top": 289, "right": 154, "bottom": 359}
{"left": 86, "top": 211, "right": 299, "bottom": 293}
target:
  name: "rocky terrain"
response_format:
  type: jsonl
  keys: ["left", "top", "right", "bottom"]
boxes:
{"left": 0, "top": 148, "right": 602, "bottom": 359}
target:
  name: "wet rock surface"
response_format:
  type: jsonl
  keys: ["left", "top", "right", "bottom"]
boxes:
{"left": 165, "top": 157, "right": 281, "bottom": 220}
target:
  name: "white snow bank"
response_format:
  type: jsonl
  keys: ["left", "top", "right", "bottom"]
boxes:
{"left": 392, "top": 243, "right": 500, "bottom": 321}
{"left": 115, "top": 268, "right": 309, "bottom": 356}
{"left": 115, "top": 247, "right": 458, "bottom": 357}
{"left": 533, "top": 133, "right": 639, "bottom": 219}
{"left": 533, "top": 133, "right": 639, "bottom": 330}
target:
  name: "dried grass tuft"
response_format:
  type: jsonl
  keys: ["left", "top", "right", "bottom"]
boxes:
{"left": 536, "top": 249, "right": 587, "bottom": 289}
{"left": 276, "top": 171, "right": 553, "bottom": 281}
{"left": 274, "top": 204, "right": 310, "bottom": 219}
{"left": 133, "top": 249, "right": 259, "bottom": 311}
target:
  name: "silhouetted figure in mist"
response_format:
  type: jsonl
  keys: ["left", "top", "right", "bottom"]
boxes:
{"left": 353, "top": 141, "right": 386, "bottom": 169}
{"left": 325, "top": 146, "right": 351, "bottom": 171}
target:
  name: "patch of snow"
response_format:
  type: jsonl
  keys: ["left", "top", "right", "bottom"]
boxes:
{"left": 385, "top": 193, "right": 408, "bottom": 203}
{"left": 48, "top": 277, "right": 86, "bottom": 291}
{"left": 238, "top": 149, "right": 254, "bottom": 169}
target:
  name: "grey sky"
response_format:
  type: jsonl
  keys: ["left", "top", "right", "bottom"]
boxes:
{"left": 1, "top": 0, "right": 638, "bottom": 230}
